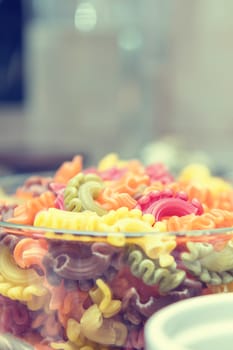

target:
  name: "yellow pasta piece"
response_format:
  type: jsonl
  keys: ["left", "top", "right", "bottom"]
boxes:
{"left": 89, "top": 279, "right": 121, "bottom": 318}
{"left": 134, "top": 234, "right": 176, "bottom": 265}
{"left": 34, "top": 208, "right": 157, "bottom": 247}
{"left": 0, "top": 246, "right": 47, "bottom": 303}
{"left": 97, "top": 153, "right": 127, "bottom": 171}
{"left": 80, "top": 305, "right": 127, "bottom": 346}
{"left": 0, "top": 245, "right": 40, "bottom": 285}
{"left": 34, "top": 208, "right": 100, "bottom": 232}
{"left": 27, "top": 292, "right": 51, "bottom": 311}
{"left": 106, "top": 232, "right": 126, "bottom": 247}
{"left": 178, "top": 164, "right": 233, "bottom": 196}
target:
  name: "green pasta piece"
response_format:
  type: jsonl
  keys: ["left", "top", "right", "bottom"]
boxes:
{"left": 181, "top": 241, "right": 233, "bottom": 285}
{"left": 78, "top": 180, "right": 107, "bottom": 215}
{"left": 64, "top": 172, "right": 107, "bottom": 215}
{"left": 127, "top": 248, "right": 185, "bottom": 294}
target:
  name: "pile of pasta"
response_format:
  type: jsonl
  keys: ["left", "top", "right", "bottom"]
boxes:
{"left": 1, "top": 153, "right": 233, "bottom": 350}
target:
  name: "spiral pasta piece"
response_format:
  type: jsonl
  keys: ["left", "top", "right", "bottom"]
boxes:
{"left": 127, "top": 248, "right": 185, "bottom": 294}
{"left": 97, "top": 187, "right": 137, "bottom": 210}
{"left": 165, "top": 208, "right": 233, "bottom": 232}
{"left": 7, "top": 191, "right": 56, "bottom": 225}
{"left": 53, "top": 155, "right": 83, "bottom": 184}
{"left": 34, "top": 207, "right": 156, "bottom": 236}
{"left": 181, "top": 241, "right": 233, "bottom": 285}
{"left": 3, "top": 152, "right": 233, "bottom": 350}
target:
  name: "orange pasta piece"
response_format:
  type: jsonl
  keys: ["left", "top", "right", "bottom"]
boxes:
{"left": 13, "top": 238, "right": 48, "bottom": 270}
{"left": 206, "top": 281, "right": 233, "bottom": 294}
{"left": 53, "top": 155, "right": 83, "bottom": 183}
{"left": 142, "top": 181, "right": 165, "bottom": 195}
{"left": 58, "top": 289, "right": 88, "bottom": 326}
{"left": 110, "top": 172, "right": 150, "bottom": 196}
{"left": 126, "top": 159, "right": 145, "bottom": 174}
{"left": 44, "top": 281, "right": 67, "bottom": 311}
{"left": 7, "top": 191, "right": 56, "bottom": 225}
{"left": 165, "top": 214, "right": 196, "bottom": 232}
{"left": 190, "top": 214, "right": 217, "bottom": 230}
{"left": 165, "top": 208, "right": 233, "bottom": 234}
{"left": 32, "top": 312, "right": 62, "bottom": 338}
{"left": 192, "top": 209, "right": 233, "bottom": 229}
{"left": 97, "top": 187, "right": 137, "bottom": 210}
{"left": 184, "top": 185, "right": 214, "bottom": 209}
{"left": 214, "top": 191, "right": 233, "bottom": 211}
{"left": 14, "top": 190, "right": 34, "bottom": 200}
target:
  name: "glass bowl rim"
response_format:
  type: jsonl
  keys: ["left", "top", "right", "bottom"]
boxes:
{"left": 1, "top": 220, "right": 233, "bottom": 238}
{"left": 1, "top": 173, "right": 233, "bottom": 239}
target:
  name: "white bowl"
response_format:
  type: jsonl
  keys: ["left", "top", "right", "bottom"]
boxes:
{"left": 145, "top": 293, "right": 233, "bottom": 350}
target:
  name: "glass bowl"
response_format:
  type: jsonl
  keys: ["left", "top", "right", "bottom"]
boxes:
{"left": 1, "top": 172, "right": 233, "bottom": 350}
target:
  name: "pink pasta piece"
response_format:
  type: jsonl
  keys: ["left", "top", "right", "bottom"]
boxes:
{"left": 145, "top": 163, "right": 174, "bottom": 184}
{"left": 136, "top": 189, "right": 203, "bottom": 220}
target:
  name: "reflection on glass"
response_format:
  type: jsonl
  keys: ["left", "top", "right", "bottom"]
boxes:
{"left": 74, "top": 1, "right": 97, "bottom": 32}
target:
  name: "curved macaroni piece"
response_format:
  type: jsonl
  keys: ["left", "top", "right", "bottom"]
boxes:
{"left": 34, "top": 208, "right": 100, "bottom": 232}
{"left": 127, "top": 248, "right": 185, "bottom": 294}
{"left": 57, "top": 289, "right": 88, "bottom": 326}
{"left": 13, "top": 238, "right": 48, "bottom": 270}
{"left": 64, "top": 173, "right": 107, "bottom": 215}
{"left": 178, "top": 164, "right": 233, "bottom": 195}
{"left": 27, "top": 292, "right": 51, "bottom": 311}
{"left": 43, "top": 242, "right": 120, "bottom": 286}
{"left": 34, "top": 208, "right": 156, "bottom": 239}
{"left": 133, "top": 234, "right": 176, "bottom": 265}
{"left": 108, "top": 172, "right": 150, "bottom": 197}
{"left": 78, "top": 181, "right": 107, "bottom": 215}
{"left": 165, "top": 208, "right": 233, "bottom": 232}
{"left": 48, "top": 246, "right": 112, "bottom": 281}
{"left": 53, "top": 155, "right": 83, "bottom": 184}
{"left": 89, "top": 279, "right": 121, "bottom": 318}
{"left": 97, "top": 187, "right": 137, "bottom": 210}
{"left": 31, "top": 311, "right": 64, "bottom": 339}
{"left": 0, "top": 245, "right": 42, "bottom": 285}
{"left": 0, "top": 246, "right": 47, "bottom": 303}
{"left": 121, "top": 287, "right": 158, "bottom": 320}
{"left": 51, "top": 311, "right": 123, "bottom": 349}
{"left": 80, "top": 305, "right": 127, "bottom": 346}
{"left": 97, "top": 153, "right": 127, "bottom": 171}
{"left": 7, "top": 191, "right": 56, "bottom": 225}
{"left": 181, "top": 241, "right": 233, "bottom": 284}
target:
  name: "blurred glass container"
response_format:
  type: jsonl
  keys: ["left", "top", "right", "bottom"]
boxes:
{"left": 23, "top": 0, "right": 172, "bottom": 163}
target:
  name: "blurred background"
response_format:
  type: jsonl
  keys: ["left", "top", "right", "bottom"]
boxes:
{"left": 0, "top": 0, "right": 233, "bottom": 174}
